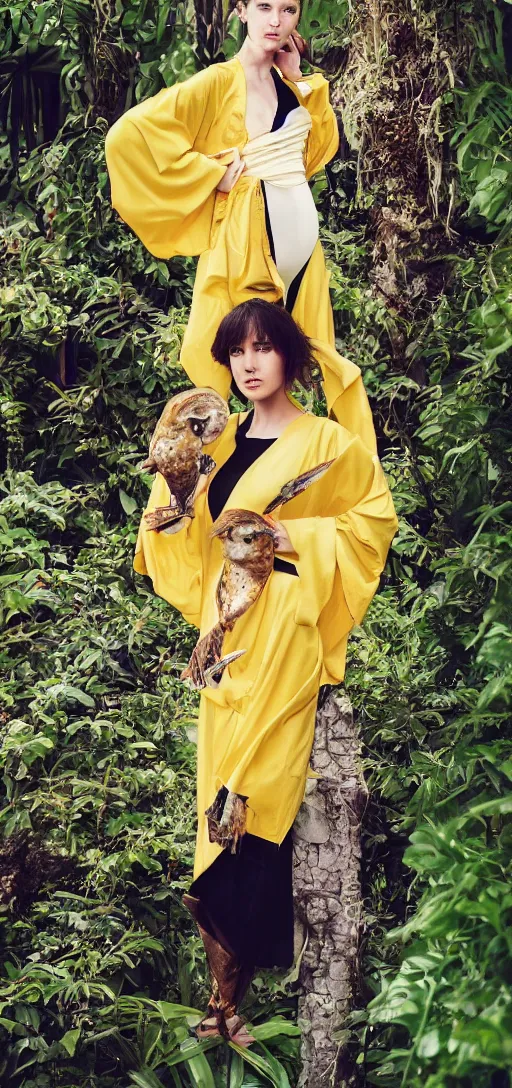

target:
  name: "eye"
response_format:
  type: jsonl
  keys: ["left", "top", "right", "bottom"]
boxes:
{"left": 229, "top": 346, "right": 242, "bottom": 356}
{"left": 243, "top": 534, "right": 254, "bottom": 544}
{"left": 188, "top": 417, "right": 206, "bottom": 437}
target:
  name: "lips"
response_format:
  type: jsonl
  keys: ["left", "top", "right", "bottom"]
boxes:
{"left": 244, "top": 379, "right": 262, "bottom": 388}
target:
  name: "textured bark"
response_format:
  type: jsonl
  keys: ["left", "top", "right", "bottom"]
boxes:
{"left": 292, "top": 688, "right": 368, "bottom": 1088}
{"left": 333, "top": 1, "right": 469, "bottom": 386}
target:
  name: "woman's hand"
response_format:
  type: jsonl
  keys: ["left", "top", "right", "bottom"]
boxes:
{"left": 275, "top": 32, "right": 306, "bottom": 82}
{"left": 269, "top": 519, "right": 295, "bottom": 554}
{"left": 216, "top": 147, "right": 246, "bottom": 193}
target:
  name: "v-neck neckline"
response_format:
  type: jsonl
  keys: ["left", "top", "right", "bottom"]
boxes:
{"left": 232, "top": 55, "right": 299, "bottom": 144}
{"left": 205, "top": 409, "right": 310, "bottom": 525}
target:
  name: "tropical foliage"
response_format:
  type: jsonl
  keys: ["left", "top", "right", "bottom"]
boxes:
{"left": 0, "top": 1, "right": 511, "bottom": 1086}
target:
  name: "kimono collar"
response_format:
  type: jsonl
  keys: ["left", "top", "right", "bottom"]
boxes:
{"left": 228, "top": 55, "right": 306, "bottom": 143}
{"left": 207, "top": 410, "right": 324, "bottom": 520}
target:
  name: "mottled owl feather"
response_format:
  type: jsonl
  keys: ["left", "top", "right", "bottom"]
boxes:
{"left": 181, "top": 511, "right": 275, "bottom": 690}
{"left": 141, "top": 388, "right": 228, "bottom": 532}
{"left": 182, "top": 460, "right": 339, "bottom": 689}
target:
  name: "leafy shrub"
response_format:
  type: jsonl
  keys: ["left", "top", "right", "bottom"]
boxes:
{"left": 1, "top": 1, "right": 511, "bottom": 1086}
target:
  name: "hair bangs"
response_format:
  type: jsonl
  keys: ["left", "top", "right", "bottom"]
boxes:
{"left": 211, "top": 298, "right": 317, "bottom": 390}
{"left": 226, "top": 309, "right": 270, "bottom": 354}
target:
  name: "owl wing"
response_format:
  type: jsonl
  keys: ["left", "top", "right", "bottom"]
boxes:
{"left": 216, "top": 560, "right": 267, "bottom": 630}
{"left": 159, "top": 432, "right": 202, "bottom": 497}
{"left": 263, "top": 459, "right": 336, "bottom": 514}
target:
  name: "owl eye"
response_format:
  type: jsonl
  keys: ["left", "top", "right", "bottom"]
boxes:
{"left": 188, "top": 417, "right": 206, "bottom": 437}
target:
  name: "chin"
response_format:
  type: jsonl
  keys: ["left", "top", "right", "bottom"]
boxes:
{"left": 260, "top": 36, "right": 282, "bottom": 51}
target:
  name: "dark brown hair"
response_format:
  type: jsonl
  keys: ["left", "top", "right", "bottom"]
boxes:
{"left": 211, "top": 298, "right": 316, "bottom": 388}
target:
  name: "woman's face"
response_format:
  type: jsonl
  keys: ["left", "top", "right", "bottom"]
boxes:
{"left": 229, "top": 326, "right": 287, "bottom": 401}
{"left": 239, "top": 1, "right": 300, "bottom": 54}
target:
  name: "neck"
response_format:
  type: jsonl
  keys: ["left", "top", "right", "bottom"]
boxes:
{"left": 237, "top": 38, "right": 276, "bottom": 79}
{"left": 247, "top": 389, "right": 302, "bottom": 437}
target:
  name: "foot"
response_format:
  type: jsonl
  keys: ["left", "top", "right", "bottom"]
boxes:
{"left": 195, "top": 1007, "right": 223, "bottom": 1040}
{"left": 224, "top": 1014, "right": 255, "bottom": 1048}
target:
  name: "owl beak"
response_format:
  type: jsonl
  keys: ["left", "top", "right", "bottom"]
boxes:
{"left": 210, "top": 526, "right": 228, "bottom": 540}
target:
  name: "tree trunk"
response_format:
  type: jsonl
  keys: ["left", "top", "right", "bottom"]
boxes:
{"left": 332, "top": 0, "right": 469, "bottom": 400}
{"left": 293, "top": 688, "right": 368, "bottom": 1088}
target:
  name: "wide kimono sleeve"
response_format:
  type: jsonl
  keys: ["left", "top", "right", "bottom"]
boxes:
{"left": 105, "top": 67, "right": 227, "bottom": 259}
{"left": 291, "top": 73, "right": 339, "bottom": 179}
{"left": 279, "top": 432, "right": 398, "bottom": 641}
{"left": 133, "top": 471, "right": 206, "bottom": 629}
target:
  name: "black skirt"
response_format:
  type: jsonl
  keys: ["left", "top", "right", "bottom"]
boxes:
{"left": 190, "top": 828, "right": 294, "bottom": 969}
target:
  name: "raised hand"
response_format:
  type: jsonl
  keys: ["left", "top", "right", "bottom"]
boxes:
{"left": 275, "top": 31, "right": 306, "bottom": 82}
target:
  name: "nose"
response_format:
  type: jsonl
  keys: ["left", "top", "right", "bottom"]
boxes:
{"left": 243, "top": 351, "right": 257, "bottom": 372}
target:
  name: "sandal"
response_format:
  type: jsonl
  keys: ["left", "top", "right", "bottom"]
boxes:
{"left": 224, "top": 1014, "right": 256, "bottom": 1048}
{"left": 195, "top": 1003, "right": 223, "bottom": 1040}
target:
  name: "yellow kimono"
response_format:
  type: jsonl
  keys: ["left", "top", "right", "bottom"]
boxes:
{"left": 105, "top": 58, "right": 376, "bottom": 449}
{"left": 134, "top": 410, "right": 398, "bottom": 881}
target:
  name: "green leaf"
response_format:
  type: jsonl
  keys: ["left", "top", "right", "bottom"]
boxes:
{"left": 251, "top": 1018, "right": 301, "bottom": 1042}
{"left": 226, "top": 1051, "right": 245, "bottom": 1086}
{"left": 60, "top": 1027, "right": 81, "bottom": 1056}
{"left": 119, "top": 488, "right": 138, "bottom": 515}
{"left": 417, "top": 1027, "right": 440, "bottom": 1058}
{"left": 176, "top": 1038, "right": 216, "bottom": 1086}
{"left": 229, "top": 1042, "right": 291, "bottom": 1088}
{"left": 129, "top": 1070, "right": 167, "bottom": 1088}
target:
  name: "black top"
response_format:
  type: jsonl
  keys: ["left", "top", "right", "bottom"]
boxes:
{"left": 207, "top": 411, "right": 298, "bottom": 577}
{"left": 270, "top": 65, "right": 301, "bottom": 131}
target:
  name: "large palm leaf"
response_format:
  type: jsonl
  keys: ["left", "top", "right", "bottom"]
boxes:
{"left": 0, "top": 43, "right": 63, "bottom": 174}
{"left": 193, "top": 0, "right": 240, "bottom": 63}
{"left": 0, "top": 0, "right": 133, "bottom": 184}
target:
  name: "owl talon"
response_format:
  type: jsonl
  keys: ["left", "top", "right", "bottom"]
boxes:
{"left": 199, "top": 453, "right": 216, "bottom": 476}
{"left": 144, "top": 506, "right": 188, "bottom": 532}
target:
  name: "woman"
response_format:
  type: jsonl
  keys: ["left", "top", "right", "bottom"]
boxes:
{"left": 105, "top": 1, "right": 375, "bottom": 448}
{"left": 134, "top": 300, "right": 398, "bottom": 1044}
